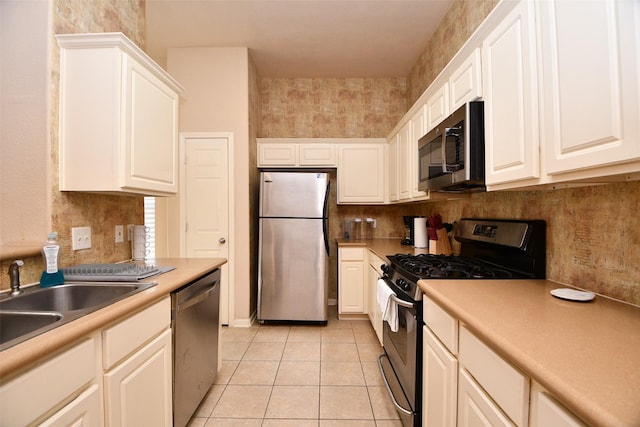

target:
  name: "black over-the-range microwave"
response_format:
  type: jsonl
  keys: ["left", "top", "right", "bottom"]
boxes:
{"left": 418, "top": 101, "right": 485, "bottom": 192}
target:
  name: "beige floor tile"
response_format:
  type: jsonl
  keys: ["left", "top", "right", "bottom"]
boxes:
{"left": 275, "top": 361, "right": 320, "bottom": 385}
{"left": 262, "top": 420, "right": 319, "bottom": 427}
{"left": 222, "top": 341, "right": 250, "bottom": 361}
{"left": 253, "top": 326, "right": 291, "bottom": 342}
{"left": 265, "top": 385, "right": 320, "bottom": 419}
{"left": 320, "top": 361, "right": 365, "bottom": 386}
{"left": 322, "top": 328, "right": 356, "bottom": 343}
{"left": 186, "top": 417, "right": 208, "bottom": 427}
{"left": 357, "top": 343, "right": 383, "bottom": 362}
{"left": 350, "top": 319, "right": 374, "bottom": 331}
{"left": 222, "top": 326, "right": 259, "bottom": 343}
{"left": 367, "top": 387, "right": 401, "bottom": 420}
{"left": 361, "top": 361, "right": 384, "bottom": 387}
{"left": 194, "top": 384, "right": 226, "bottom": 417}
{"left": 373, "top": 421, "right": 404, "bottom": 427}
{"left": 319, "top": 386, "right": 374, "bottom": 420}
{"left": 326, "top": 316, "right": 353, "bottom": 329}
{"left": 282, "top": 341, "right": 321, "bottom": 361}
{"left": 215, "top": 360, "right": 239, "bottom": 385}
{"left": 211, "top": 385, "right": 271, "bottom": 418}
{"left": 321, "top": 342, "right": 360, "bottom": 361}
{"left": 242, "top": 341, "right": 285, "bottom": 361}
{"left": 229, "top": 360, "right": 279, "bottom": 385}
{"left": 353, "top": 328, "right": 380, "bottom": 345}
{"left": 319, "top": 421, "right": 376, "bottom": 427}
{"left": 204, "top": 418, "right": 263, "bottom": 426}
{"left": 288, "top": 326, "right": 323, "bottom": 342}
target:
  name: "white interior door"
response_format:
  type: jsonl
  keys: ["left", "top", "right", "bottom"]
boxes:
{"left": 183, "top": 135, "right": 230, "bottom": 325}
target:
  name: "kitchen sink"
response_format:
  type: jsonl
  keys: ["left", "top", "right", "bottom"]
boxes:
{"left": 0, "top": 281, "right": 157, "bottom": 351}
{"left": 0, "top": 283, "right": 143, "bottom": 312}
{"left": 0, "top": 311, "right": 63, "bottom": 347}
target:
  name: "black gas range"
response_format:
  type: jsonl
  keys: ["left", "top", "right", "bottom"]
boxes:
{"left": 378, "top": 218, "right": 546, "bottom": 427}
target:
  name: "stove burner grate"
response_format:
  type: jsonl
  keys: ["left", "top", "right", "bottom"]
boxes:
{"left": 391, "top": 253, "right": 515, "bottom": 280}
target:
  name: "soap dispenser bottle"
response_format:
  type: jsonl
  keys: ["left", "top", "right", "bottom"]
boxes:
{"left": 40, "top": 232, "right": 64, "bottom": 287}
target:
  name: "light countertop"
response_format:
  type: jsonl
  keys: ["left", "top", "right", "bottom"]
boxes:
{"left": 0, "top": 257, "right": 226, "bottom": 380}
{"left": 418, "top": 279, "right": 640, "bottom": 427}
{"left": 337, "top": 238, "right": 640, "bottom": 426}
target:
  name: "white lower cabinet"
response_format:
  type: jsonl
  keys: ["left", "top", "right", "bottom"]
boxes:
{"left": 423, "top": 326, "right": 458, "bottom": 427}
{"left": 458, "top": 367, "right": 515, "bottom": 427}
{"left": 104, "top": 329, "right": 172, "bottom": 426}
{"left": 338, "top": 247, "right": 366, "bottom": 315}
{"left": 529, "top": 381, "right": 585, "bottom": 427}
{"left": 39, "top": 384, "right": 101, "bottom": 427}
{"left": 102, "top": 297, "right": 172, "bottom": 426}
{"left": 0, "top": 297, "right": 173, "bottom": 427}
{"left": 423, "top": 295, "right": 587, "bottom": 427}
{"left": 0, "top": 337, "right": 99, "bottom": 427}
{"left": 367, "top": 250, "right": 385, "bottom": 344}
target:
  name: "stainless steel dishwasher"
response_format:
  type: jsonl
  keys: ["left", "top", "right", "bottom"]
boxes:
{"left": 171, "top": 268, "right": 220, "bottom": 427}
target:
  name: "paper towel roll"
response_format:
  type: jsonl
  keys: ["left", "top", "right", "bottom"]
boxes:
{"left": 414, "top": 217, "right": 428, "bottom": 248}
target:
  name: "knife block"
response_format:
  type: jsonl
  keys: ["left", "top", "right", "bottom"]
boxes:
{"left": 428, "top": 229, "right": 453, "bottom": 256}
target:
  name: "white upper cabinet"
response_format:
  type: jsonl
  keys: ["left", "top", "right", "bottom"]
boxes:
{"left": 426, "top": 83, "right": 450, "bottom": 132}
{"left": 410, "top": 105, "right": 429, "bottom": 199}
{"left": 337, "top": 143, "right": 386, "bottom": 204}
{"left": 57, "top": 33, "right": 183, "bottom": 196}
{"left": 257, "top": 140, "right": 337, "bottom": 167}
{"left": 482, "top": 0, "right": 540, "bottom": 186}
{"left": 537, "top": 0, "right": 640, "bottom": 175}
{"left": 397, "top": 121, "right": 412, "bottom": 200}
{"left": 388, "top": 134, "right": 399, "bottom": 201}
{"left": 449, "top": 48, "right": 483, "bottom": 112}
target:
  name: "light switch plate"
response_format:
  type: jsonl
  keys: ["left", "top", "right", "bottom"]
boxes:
{"left": 71, "top": 226, "right": 92, "bottom": 250}
{"left": 115, "top": 225, "right": 124, "bottom": 243}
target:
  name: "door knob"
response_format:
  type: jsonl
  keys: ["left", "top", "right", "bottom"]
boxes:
{"left": 219, "top": 238, "right": 226, "bottom": 244}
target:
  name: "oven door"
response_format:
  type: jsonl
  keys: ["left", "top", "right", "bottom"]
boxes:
{"left": 377, "top": 279, "right": 420, "bottom": 427}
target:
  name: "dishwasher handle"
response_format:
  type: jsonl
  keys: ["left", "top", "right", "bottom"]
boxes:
{"left": 176, "top": 285, "right": 216, "bottom": 312}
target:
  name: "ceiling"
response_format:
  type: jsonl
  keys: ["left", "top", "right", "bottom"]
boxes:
{"left": 145, "top": 0, "right": 454, "bottom": 78}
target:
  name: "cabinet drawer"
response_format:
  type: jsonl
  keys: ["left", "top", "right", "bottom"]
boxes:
{"left": 459, "top": 325, "right": 529, "bottom": 427}
{"left": 423, "top": 296, "right": 458, "bottom": 354}
{"left": 0, "top": 337, "right": 97, "bottom": 427}
{"left": 102, "top": 297, "right": 170, "bottom": 369}
{"left": 339, "top": 247, "right": 365, "bottom": 261}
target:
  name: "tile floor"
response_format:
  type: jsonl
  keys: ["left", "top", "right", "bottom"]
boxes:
{"left": 187, "top": 307, "right": 402, "bottom": 427}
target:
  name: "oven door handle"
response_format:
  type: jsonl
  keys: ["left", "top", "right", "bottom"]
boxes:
{"left": 390, "top": 293, "right": 414, "bottom": 309}
{"left": 377, "top": 353, "right": 413, "bottom": 416}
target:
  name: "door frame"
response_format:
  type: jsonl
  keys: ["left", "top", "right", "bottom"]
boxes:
{"left": 178, "top": 131, "right": 235, "bottom": 326}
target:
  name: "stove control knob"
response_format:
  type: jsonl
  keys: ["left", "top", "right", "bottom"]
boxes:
{"left": 381, "top": 264, "right": 390, "bottom": 274}
{"left": 396, "top": 278, "right": 411, "bottom": 291}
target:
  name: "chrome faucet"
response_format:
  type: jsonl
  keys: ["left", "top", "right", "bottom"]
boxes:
{"left": 9, "top": 260, "right": 24, "bottom": 296}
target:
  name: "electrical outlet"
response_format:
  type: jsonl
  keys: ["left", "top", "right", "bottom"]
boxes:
{"left": 115, "top": 225, "right": 124, "bottom": 243}
{"left": 71, "top": 226, "right": 92, "bottom": 250}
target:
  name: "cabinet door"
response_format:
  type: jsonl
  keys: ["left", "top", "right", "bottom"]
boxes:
{"left": 423, "top": 326, "right": 458, "bottom": 427}
{"left": 258, "top": 143, "right": 298, "bottom": 166}
{"left": 458, "top": 368, "right": 515, "bottom": 427}
{"left": 410, "top": 105, "right": 429, "bottom": 199}
{"left": 538, "top": 0, "right": 640, "bottom": 174}
{"left": 299, "top": 143, "right": 336, "bottom": 166}
{"left": 530, "top": 382, "right": 585, "bottom": 427}
{"left": 337, "top": 144, "right": 386, "bottom": 204}
{"left": 398, "top": 121, "right": 412, "bottom": 200}
{"left": 368, "top": 261, "right": 383, "bottom": 344}
{"left": 122, "top": 55, "right": 179, "bottom": 194}
{"left": 339, "top": 261, "right": 365, "bottom": 313}
{"left": 388, "top": 135, "right": 399, "bottom": 201}
{"left": 426, "top": 83, "right": 449, "bottom": 132}
{"left": 104, "top": 329, "right": 172, "bottom": 427}
{"left": 39, "top": 384, "right": 101, "bottom": 427}
{"left": 483, "top": 0, "right": 540, "bottom": 185}
{"left": 449, "top": 48, "right": 482, "bottom": 111}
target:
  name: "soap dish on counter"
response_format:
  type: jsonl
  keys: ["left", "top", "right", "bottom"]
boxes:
{"left": 550, "top": 288, "right": 595, "bottom": 302}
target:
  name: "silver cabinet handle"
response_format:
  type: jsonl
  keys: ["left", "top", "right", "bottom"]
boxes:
{"left": 219, "top": 238, "right": 226, "bottom": 244}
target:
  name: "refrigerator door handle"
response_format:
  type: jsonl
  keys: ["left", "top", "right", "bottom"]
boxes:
{"left": 323, "top": 180, "right": 330, "bottom": 256}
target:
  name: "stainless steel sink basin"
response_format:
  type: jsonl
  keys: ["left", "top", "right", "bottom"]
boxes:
{"left": 0, "top": 283, "right": 141, "bottom": 312}
{"left": 0, "top": 281, "right": 157, "bottom": 351}
{"left": 0, "top": 311, "right": 63, "bottom": 347}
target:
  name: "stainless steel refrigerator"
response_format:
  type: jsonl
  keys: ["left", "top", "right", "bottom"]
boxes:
{"left": 258, "top": 171, "right": 330, "bottom": 322}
